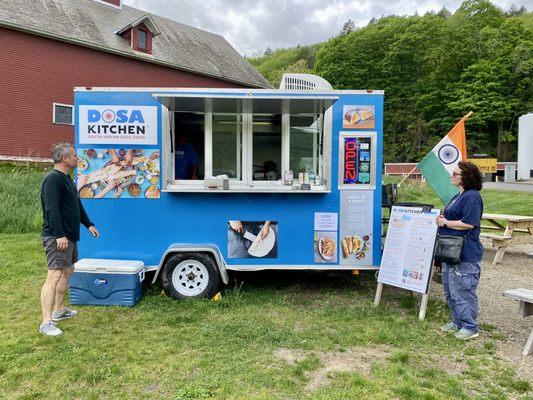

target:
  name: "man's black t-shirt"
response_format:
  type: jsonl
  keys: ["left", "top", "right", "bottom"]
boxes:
{"left": 40, "top": 169, "right": 93, "bottom": 242}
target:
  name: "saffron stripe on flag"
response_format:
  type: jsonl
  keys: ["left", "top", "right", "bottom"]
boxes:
{"left": 418, "top": 151, "right": 458, "bottom": 205}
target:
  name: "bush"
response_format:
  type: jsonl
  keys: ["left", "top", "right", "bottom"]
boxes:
{"left": 0, "top": 165, "right": 46, "bottom": 234}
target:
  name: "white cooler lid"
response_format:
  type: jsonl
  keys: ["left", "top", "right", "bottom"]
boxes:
{"left": 75, "top": 258, "right": 144, "bottom": 273}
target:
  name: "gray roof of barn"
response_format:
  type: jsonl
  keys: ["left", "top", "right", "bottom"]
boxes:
{"left": 0, "top": 0, "right": 272, "bottom": 88}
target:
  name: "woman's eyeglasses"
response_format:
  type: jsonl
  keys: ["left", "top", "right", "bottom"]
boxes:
{"left": 452, "top": 172, "right": 462, "bottom": 177}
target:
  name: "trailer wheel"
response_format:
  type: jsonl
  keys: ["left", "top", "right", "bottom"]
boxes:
{"left": 161, "top": 253, "right": 220, "bottom": 300}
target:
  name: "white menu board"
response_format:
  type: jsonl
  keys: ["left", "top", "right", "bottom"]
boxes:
{"left": 378, "top": 206, "right": 440, "bottom": 294}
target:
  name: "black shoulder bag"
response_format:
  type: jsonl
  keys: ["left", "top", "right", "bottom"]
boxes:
{"left": 434, "top": 193, "right": 469, "bottom": 265}
{"left": 434, "top": 234, "right": 464, "bottom": 265}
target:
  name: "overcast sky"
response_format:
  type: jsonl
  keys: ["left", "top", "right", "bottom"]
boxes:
{"left": 123, "top": 0, "right": 530, "bottom": 56}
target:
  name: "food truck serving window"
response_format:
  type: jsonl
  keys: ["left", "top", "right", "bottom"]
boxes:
{"left": 156, "top": 94, "right": 336, "bottom": 193}
{"left": 338, "top": 132, "right": 377, "bottom": 190}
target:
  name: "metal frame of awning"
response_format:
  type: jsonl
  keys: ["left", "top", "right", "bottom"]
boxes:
{"left": 152, "top": 92, "right": 338, "bottom": 114}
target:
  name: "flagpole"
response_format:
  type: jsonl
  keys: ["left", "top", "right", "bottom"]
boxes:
{"left": 396, "top": 111, "right": 473, "bottom": 187}
{"left": 397, "top": 165, "right": 419, "bottom": 187}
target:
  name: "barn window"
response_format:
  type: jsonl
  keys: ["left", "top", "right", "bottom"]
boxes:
{"left": 53, "top": 103, "right": 74, "bottom": 125}
{"left": 138, "top": 30, "right": 147, "bottom": 50}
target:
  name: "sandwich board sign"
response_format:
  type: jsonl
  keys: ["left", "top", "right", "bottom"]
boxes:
{"left": 374, "top": 206, "right": 440, "bottom": 320}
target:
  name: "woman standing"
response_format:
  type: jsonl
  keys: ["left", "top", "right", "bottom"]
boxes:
{"left": 436, "top": 161, "right": 484, "bottom": 340}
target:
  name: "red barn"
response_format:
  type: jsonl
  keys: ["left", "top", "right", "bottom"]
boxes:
{"left": 0, "top": 0, "right": 271, "bottom": 160}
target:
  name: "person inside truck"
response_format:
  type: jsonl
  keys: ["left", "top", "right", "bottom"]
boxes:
{"left": 174, "top": 135, "right": 198, "bottom": 180}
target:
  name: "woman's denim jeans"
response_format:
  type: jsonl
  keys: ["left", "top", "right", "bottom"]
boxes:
{"left": 442, "top": 261, "right": 481, "bottom": 332}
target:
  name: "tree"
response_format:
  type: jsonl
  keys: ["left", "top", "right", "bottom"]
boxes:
{"left": 506, "top": 5, "right": 527, "bottom": 17}
{"left": 447, "top": 19, "right": 533, "bottom": 159}
{"left": 340, "top": 19, "right": 356, "bottom": 35}
{"left": 263, "top": 0, "right": 533, "bottom": 162}
{"left": 248, "top": 44, "right": 322, "bottom": 86}
{"left": 272, "top": 59, "right": 312, "bottom": 87}
{"left": 437, "top": 7, "right": 452, "bottom": 19}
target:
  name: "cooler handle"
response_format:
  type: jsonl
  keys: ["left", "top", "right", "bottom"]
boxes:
{"left": 139, "top": 269, "right": 145, "bottom": 283}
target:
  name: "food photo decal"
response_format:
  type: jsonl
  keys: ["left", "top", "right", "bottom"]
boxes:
{"left": 76, "top": 148, "right": 160, "bottom": 199}
{"left": 341, "top": 234, "right": 371, "bottom": 260}
{"left": 342, "top": 105, "right": 375, "bottom": 129}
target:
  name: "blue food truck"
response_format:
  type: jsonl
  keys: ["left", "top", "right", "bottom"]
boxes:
{"left": 73, "top": 81, "right": 384, "bottom": 301}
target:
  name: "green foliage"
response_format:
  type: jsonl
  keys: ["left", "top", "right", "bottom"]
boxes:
{"left": 316, "top": 0, "right": 532, "bottom": 162}
{"left": 255, "top": 1, "right": 533, "bottom": 162}
{"left": 248, "top": 44, "right": 322, "bottom": 86}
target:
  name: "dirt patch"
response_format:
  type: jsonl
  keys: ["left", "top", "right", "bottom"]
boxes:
{"left": 274, "top": 345, "right": 392, "bottom": 391}
{"left": 430, "top": 244, "right": 533, "bottom": 382}
{"left": 426, "top": 352, "right": 467, "bottom": 375}
{"left": 273, "top": 348, "right": 307, "bottom": 364}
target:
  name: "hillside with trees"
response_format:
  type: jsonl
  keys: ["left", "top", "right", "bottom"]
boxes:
{"left": 249, "top": 0, "right": 532, "bottom": 162}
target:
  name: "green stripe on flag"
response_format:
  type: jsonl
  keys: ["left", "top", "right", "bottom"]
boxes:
{"left": 418, "top": 152, "right": 458, "bottom": 205}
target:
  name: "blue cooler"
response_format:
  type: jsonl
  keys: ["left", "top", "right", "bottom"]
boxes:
{"left": 69, "top": 259, "right": 145, "bottom": 306}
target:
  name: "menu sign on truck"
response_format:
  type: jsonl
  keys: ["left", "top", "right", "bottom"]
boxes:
{"left": 377, "top": 206, "right": 440, "bottom": 294}
{"left": 79, "top": 105, "right": 158, "bottom": 145}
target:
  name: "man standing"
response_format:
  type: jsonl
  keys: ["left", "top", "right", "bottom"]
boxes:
{"left": 39, "top": 143, "right": 99, "bottom": 336}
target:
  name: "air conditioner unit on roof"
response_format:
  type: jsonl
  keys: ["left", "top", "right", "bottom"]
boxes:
{"left": 279, "top": 74, "right": 332, "bottom": 91}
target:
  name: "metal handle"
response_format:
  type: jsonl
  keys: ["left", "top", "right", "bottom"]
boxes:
{"left": 139, "top": 269, "right": 145, "bottom": 283}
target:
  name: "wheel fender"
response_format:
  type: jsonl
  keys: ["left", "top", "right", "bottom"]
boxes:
{"left": 152, "top": 244, "right": 229, "bottom": 285}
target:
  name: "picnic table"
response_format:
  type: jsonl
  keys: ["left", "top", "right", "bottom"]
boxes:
{"left": 481, "top": 213, "right": 533, "bottom": 265}
{"left": 502, "top": 288, "right": 533, "bottom": 356}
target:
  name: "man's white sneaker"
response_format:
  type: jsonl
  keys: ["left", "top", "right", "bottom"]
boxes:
{"left": 39, "top": 320, "right": 63, "bottom": 336}
{"left": 52, "top": 307, "right": 78, "bottom": 321}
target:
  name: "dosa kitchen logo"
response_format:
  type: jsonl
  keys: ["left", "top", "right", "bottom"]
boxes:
{"left": 88, "top": 109, "right": 146, "bottom": 134}
{"left": 79, "top": 105, "right": 158, "bottom": 145}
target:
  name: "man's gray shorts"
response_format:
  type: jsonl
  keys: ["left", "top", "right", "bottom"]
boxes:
{"left": 41, "top": 236, "right": 78, "bottom": 270}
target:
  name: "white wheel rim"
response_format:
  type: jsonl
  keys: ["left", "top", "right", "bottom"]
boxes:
{"left": 172, "top": 260, "right": 209, "bottom": 296}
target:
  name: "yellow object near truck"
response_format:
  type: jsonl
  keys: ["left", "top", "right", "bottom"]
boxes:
{"left": 467, "top": 158, "right": 497, "bottom": 174}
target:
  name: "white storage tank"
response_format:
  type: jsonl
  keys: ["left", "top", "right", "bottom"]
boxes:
{"left": 518, "top": 113, "right": 533, "bottom": 180}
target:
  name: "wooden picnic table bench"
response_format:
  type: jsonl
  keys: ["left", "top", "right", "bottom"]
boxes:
{"left": 502, "top": 288, "right": 533, "bottom": 356}
{"left": 481, "top": 213, "right": 533, "bottom": 265}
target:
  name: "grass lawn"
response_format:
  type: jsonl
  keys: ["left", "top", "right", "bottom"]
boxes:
{"left": 1, "top": 165, "right": 532, "bottom": 398}
{"left": 1, "top": 234, "right": 532, "bottom": 399}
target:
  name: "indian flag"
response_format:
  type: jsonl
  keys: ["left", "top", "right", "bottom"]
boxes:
{"left": 418, "top": 116, "right": 468, "bottom": 205}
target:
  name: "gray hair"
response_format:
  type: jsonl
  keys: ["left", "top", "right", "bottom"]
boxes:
{"left": 51, "top": 143, "right": 73, "bottom": 163}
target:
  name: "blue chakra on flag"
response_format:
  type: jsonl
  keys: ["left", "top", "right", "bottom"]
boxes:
{"left": 437, "top": 144, "right": 459, "bottom": 164}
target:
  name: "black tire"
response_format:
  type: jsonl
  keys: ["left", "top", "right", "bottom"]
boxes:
{"left": 161, "top": 253, "right": 220, "bottom": 300}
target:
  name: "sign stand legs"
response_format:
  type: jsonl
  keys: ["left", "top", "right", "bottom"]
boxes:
{"left": 524, "top": 328, "right": 533, "bottom": 356}
{"left": 373, "top": 281, "right": 431, "bottom": 321}
{"left": 418, "top": 267, "right": 434, "bottom": 320}
{"left": 419, "top": 293, "right": 429, "bottom": 320}
{"left": 373, "top": 282, "right": 383, "bottom": 307}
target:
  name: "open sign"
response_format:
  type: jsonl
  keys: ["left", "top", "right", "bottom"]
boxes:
{"left": 343, "top": 136, "right": 372, "bottom": 185}
{"left": 344, "top": 138, "right": 358, "bottom": 183}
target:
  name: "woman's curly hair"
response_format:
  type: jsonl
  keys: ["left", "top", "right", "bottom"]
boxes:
{"left": 458, "top": 161, "right": 483, "bottom": 191}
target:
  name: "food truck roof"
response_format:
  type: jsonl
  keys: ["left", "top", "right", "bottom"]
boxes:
{"left": 74, "top": 87, "right": 384, "bottom": 113}
{"left": 74, "top": 87, "right": 384, "bottom": 95}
